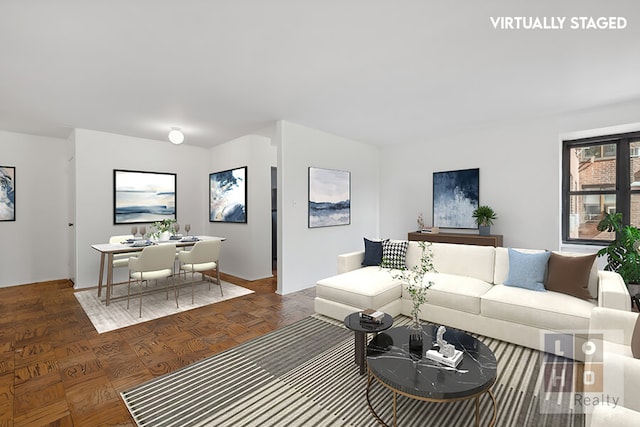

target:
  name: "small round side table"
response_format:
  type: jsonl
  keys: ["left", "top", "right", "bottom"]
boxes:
{"left": 344, "top": 312, "right": 393, "bottom": 375}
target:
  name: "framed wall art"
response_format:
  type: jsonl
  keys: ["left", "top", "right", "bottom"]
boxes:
{"left": 114, "top": 169, "right": 177, "bottom": 224}
{"left": 209, "top": 166, "right": 247, "bottom": 223}
{"left": 433, "top": 168, "right": 479, "bottom": 229}
{"left": 0, "top": 166, "right": 15, "bottom": 221}
{"left": 308, "top": 167, "right": 351, "bottom": 228}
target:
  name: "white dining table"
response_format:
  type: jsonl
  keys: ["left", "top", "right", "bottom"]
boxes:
{"left": 91, "top": 235, "right": 225, "bottom": 305}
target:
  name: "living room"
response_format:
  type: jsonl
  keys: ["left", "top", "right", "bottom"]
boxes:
{"left": 1, "top": 1, "right": 640, "bottom": 425}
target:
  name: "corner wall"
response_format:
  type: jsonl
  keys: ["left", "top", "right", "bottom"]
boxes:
{"left": 278, "top": 121, "right": 379, "bottom": 294}
{"left": 0, "top": 130, "right": 69, "bottom": 287}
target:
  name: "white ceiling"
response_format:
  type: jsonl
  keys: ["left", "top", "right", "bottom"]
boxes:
{"left": 1, "top": 1, "right": 639, "bottom": 148}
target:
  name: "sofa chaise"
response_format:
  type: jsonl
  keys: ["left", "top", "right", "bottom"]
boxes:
{"left": 315, "top": 240, "right": 632, "bottom": 357}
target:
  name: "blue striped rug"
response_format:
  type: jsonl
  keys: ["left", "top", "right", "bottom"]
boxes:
{"left": 121, "top": 315, "right": 584, "bottom": 426}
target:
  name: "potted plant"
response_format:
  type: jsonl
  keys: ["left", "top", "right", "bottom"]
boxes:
{"left": 150, "top": 218, "right": 177, "bottom": 241}
{"left": 596, "top": 212, "right": 640, "bottom": 289}
{"left": 472, "top": 205, "right": 497, "bottom": 236}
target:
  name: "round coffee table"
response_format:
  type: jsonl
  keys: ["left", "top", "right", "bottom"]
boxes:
{"left": 344, "top": 312, "right": 394, "bottom": 375}
{"left": 366, "top": 324, "right": 497, "bottom": 427}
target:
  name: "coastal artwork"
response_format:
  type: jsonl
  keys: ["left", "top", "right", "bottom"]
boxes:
{"left": 433, "top": 168, "right": 479, "bottom": 229}
{"left": 209, "top": 166, "right": 247, "bottom": 223}
{"left": 0, "top": 166, "right": 15, "bottom": 221}
{"left": 308, "top": 167, "right": 350, "bottom": 228}
{"left": 114, "top": 169, "right": 176, "bottom": 224}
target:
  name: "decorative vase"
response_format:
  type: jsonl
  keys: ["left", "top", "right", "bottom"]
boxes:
{"left": 158, "top": 231, "right": 171, "bottom": 241}
{"left": 408, "top": 316, "right": 423, "bottom": 358}
{"left": 479, "top": 225, "right": 490, "bottom": 236}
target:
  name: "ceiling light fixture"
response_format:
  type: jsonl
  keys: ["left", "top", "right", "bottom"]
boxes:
{"left": 168, "top": 127, "right": 184, "bottom": 145}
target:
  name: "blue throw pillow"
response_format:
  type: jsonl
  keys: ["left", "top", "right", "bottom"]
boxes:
{"left": 362, "top": 238, "right": 384, "bottom": 266}
{"left": 503, "top": 248, "right": 550, "bottom": 292}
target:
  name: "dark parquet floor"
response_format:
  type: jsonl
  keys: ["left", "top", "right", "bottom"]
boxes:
{"left": 0, "top": 271, "right": 316, "bottom": 426}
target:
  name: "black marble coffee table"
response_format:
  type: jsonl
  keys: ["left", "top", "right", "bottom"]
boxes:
{"left": 366, "top": 324, "right": 497, "bottom": 427}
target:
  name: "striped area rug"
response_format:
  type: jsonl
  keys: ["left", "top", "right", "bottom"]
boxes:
{"left": 121, "top": 315, "right": 584, "bottom": 426}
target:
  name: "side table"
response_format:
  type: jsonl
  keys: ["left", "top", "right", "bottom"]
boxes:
{"left": 344, "top": 312, "right": 393, "bottom": 375}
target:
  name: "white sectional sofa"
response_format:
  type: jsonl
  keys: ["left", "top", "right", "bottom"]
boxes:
{"left": 315, "top": 241, "right": 632, "bottom": 356}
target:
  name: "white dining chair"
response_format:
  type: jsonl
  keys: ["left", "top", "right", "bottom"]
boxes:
{"left": 178, "top": 239, "right": 222, "bottom": 303}
{"left": 127, "top": 244, "right": 177, "bottom": 317}
{"left": 109, "top": 234, "right": 137, "bottom": 270}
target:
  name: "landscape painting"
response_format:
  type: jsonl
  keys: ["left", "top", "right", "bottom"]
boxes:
{"left": 114, "top": 169, "right": 176, "bottom": 224}
{"left": 308, "top": 167, "right": 350, "bottom": 228}
{"left": 209, "top": 166, "right": 247, "bottom": 223}
{"left": 0, "top": 166, "right": 15, "bottom": 221}
{"left": 433, "top": 168, "right": 479, "bottom": 229}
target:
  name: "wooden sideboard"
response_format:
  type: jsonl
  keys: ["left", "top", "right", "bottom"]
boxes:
{"left": 408, "top": 231, "right": 503, "bottom": 247}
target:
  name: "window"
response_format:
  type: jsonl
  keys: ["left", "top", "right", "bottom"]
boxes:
{"left": 562, "top": 132, "right": 640, "bottom": 244}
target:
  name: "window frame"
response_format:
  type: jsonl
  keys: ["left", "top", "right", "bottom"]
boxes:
{"left": 562, "top": 131, "right": 640, "bottom": 245}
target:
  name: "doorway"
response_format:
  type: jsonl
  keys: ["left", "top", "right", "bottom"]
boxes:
{"left": 271, "top": 167, "right": 277, "bottom": 274}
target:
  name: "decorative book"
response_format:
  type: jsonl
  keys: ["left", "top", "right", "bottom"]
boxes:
{"left": 425, "top": 348, "right": 463, "bottom": 368}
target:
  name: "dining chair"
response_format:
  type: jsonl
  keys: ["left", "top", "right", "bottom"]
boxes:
{"left": 127, "top": 244, "right": 177, "bottom": 317}
{"left": 178, "top": 239, "right": 223, "bottom": 303}
{"left": 109, "top": 234, "right": 137, "bottom": 270}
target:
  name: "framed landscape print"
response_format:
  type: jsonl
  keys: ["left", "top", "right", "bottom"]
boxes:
{"left": 209, "top": 166, "right": 247, "bottom": 223}
{"left": 0, "top": 166, "right": 15, "bottom": 221}
{"left": 308, "top": 167, "right": 350, "bottom": 228}
{"left": 114, "top": 169, "right": 177, "bottom": 224}
{"left": 433, "top": 168, "right": 479, "bottom": 229}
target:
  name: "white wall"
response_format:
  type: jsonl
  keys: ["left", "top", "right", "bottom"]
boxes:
{"left": 206, "top": 134, "right": 275, "bottom": 280}
{"left": 0, "top": 130, "right": 69, "bottom": 287}
{"left": 278, "top": 121, "right": 379, "bottom": 294}
{"left": 379, "top": 99, "right": 640, "bottom": 251}
{"left": 74, "top": 129, "right": 210, "bottom": 288}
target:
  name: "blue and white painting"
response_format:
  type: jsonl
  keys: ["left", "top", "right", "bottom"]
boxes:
{"left": 433, "top": 168, "right": 479, "bottom": 229}
{"left": 0, "top": 166, "right": 15, "bottom": 221}
{"left": 308, "top": 167, "right": 350, "bottom": 228}
{"left": 210, "top": 166, "right": 247, "bottom": 223}
{"left": 114, "top": 170, "right": 176, "bottom": 224}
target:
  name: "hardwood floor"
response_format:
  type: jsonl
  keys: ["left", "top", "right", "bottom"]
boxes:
{"left": 0, "top": 272, "right": 316, "bottom": 426}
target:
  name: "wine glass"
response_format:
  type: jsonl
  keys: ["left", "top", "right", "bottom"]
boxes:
{"left": 185, "top": 224, "right": 191, "bottom": 236}
{"left": 130, "top": 226, "right": 138, "bottom": 239}
{"left": 173, "top": 223, "right": 180, "bottom": 235}
{"left": 139, "top": 226, "right": 146, "bottom": 239}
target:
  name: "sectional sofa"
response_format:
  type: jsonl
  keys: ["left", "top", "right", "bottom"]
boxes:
{"left": 315, "top": 240, "right": 632, "bottom": 357}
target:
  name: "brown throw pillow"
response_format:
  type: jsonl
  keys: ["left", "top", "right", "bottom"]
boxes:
{"left": 544, "top": 252, "right": 596, "bottom": 300}
{"left": 632, "top": 314, "right": 640, "bottom": 359}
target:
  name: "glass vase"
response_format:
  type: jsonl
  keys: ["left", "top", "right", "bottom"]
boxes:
{"left": 408, "top": 316, "right": 423, "bottom": 358}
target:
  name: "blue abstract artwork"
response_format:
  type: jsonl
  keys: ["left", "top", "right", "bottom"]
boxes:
{"left": 0, "top": 166, "right": 15, "bottom": 221}
{"left": 433, "top": 168, "right": 479, "bottom": 229}
{"left": 114, "top": 170, "right": 176, "bottom": 224}
{"left": 308, "top": 167, "right": 350, "bottom": 228}
{"left": 209, "top": 166, "right": 247, "bottom": 223}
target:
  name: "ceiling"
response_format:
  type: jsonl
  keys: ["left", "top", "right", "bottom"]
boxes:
{"left": 1, "top": 1, "right": 639, "bottom": 148}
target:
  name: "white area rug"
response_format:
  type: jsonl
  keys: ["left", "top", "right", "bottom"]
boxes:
{"left": 75, "top": 279, "right": 254, "bottom": 333}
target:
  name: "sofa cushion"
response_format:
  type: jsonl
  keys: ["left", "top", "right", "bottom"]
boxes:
{"left": 545, "top": 252, "right": 596, "bottom": 300}
{"left": 381, "top": 240, "right": 408, "bottom": 269}
{"left": 362, "top": 238, "right": 384, "bottom": 267}
{"left": 481, "top": 284, "right": 595, "bottom": 331}
{"left": 416, "top": 272, "right": 493, "bottom": 314}
{"left": 503, "top": 248, "right": 550, "bottom": 292}
{"left": 427, "top": 242, "right": 496, "bottom": 283}
{"left": 316, "top": 266, "right": 402, "bottom": 310}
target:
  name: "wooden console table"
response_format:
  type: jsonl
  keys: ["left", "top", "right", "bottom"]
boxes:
{"left": 408, "top": 231, "right": 503, "bottom": 247}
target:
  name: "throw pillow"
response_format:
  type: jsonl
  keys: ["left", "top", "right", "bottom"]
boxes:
{"left": 381, "top": 240, "right": 408, "bottom": 269}
{"left": 544, "top": 252, "right": 596, "bottom": 300}
{"left": 362, "top": 238, "right": 384, "bottom": 266}
{"left": 503, "top": 248, "right": 550, "bottom": 292}
{"left": 632, "top": 314, "right": 640, "bottom": 359}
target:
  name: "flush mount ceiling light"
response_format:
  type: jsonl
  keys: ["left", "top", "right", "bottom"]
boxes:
{"left": 168, "top": 127, "right": 184, "bottom": 145}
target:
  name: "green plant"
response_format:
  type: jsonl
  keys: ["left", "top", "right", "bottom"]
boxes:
{"left": 386, "top": 241, "right": 436, "bottom": 323}
{"left": 472, "top": 205, "right": 497, "bottom": 227}
{"left": 596, "top": 212, "right": 640, "bottom": 285}
{"left": 150, "top": 218, "right": 177, "bottom": 239}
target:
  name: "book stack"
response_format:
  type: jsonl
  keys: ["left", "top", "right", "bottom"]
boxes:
{"left": 421, "top": 226, "right": 440, "bottom": 234}
{"left": 359, "top": 309, "right": 384, "bottom": 324}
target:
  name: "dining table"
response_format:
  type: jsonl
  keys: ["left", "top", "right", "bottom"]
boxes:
{"left": 91, "top": 235, "right": 225, "bottom": 305}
